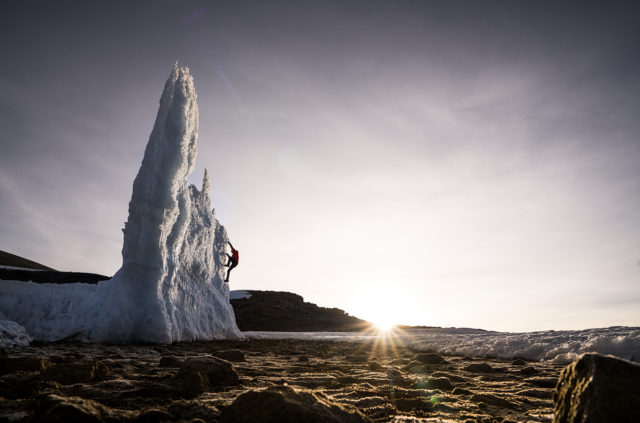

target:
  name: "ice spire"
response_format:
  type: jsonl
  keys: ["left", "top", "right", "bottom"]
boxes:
{"left": 0, "top": 64, "right": 241, "bottom": 343}
{"left": 202, "top": 168, "right": 211, "bottom": 195}
{"left": 93, "top": 64, "right": 240, "bottom": 342}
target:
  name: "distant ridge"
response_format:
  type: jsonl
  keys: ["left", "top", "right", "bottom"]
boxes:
{"left": 0, "top": 250, "right": 109, "bottom": 284}
{"left": 231, "top": 290, "right": 370, "bottom": 332}
{"left": 0, "top": 250, "right": 56, "bottom": 271}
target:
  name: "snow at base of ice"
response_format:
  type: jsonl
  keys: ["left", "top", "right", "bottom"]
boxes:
{"left": 0, "top": 64, "right": 241, "bottom": 344}
{"left": 244, "top": 326, "right": 640, "bottom": 363}
{"left": 0, "top": 311, "right": 31, "bottom": 347}
{"left": 229, "top": 290, "right": 252, "bottom": 300}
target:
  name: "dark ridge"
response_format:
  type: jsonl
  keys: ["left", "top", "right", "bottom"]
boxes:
{"left": 0, "top": 269, "right": 111, "bottom": 284}
{"left": 0, "top": 250, "right": 56, "bottom": 271}
{"left": 231, "top": 290, "right": 371, "bottom": 332}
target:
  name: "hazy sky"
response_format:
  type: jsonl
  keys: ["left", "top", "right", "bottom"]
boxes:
{"left": 1, "top": 1, "right": 639, "bottom": 331}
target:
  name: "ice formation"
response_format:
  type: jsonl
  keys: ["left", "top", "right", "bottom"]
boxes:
{"left": 244, "top": 326, "right": 640, "bottom": 363}
{"left": 0, "top": 64, "right": 241, "bottom": 343}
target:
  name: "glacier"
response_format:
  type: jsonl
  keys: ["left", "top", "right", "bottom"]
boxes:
{"left": 0, "top": 64, "right": 241, "bottom": 343}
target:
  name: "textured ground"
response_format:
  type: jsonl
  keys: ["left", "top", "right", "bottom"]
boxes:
{"left": 0, "top": 337, "right": 565, "bottom": 422}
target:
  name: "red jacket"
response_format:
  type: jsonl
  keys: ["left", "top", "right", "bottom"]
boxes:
{"left": 231, "top": 248, "right": 239, "bottom": 264}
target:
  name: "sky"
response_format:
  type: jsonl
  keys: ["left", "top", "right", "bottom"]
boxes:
{"left": 1, "top": 1, "right": 639, "bottom": 332}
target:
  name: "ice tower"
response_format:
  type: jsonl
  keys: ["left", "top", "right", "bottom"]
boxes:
{"left": 0, "top": 64, "right": 241, "bottom": 343}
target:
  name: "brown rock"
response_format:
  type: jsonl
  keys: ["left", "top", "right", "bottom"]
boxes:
{"left": 519, "top": 366, "right": 539, "bottom": 376}
{"left": 158, "top": 356, "right": 183, "bottom": 368}
{"left": 464, "top": 363, "right": 495, "bottom": 373}
{"left": 41, "top": 361, "right": 113, "bottom": 385}
{"left": 554, "top": 353, "right": 640, "bottom": 423}
{"left": 176, "top": 357, "right": 240, "bottom": 397}
{"left": 368, "top": 361, "right": 383, "bottom": 371}
{"left": 31, "top": 394, "right": 115, "bottom": 423}
{"left": 471, "top": 393, "right": 522, "bottom": 410}
{"left": 403, "top": 361, "right": 428, "bottom": 374}
{"left": 415, "top": 353, "right": 448, "bottom": 364}
{"left": 219, "top": 385, "right": 371, "bottom": 422}
{"left": 214, "top": 349, "right": 246, "bottom": 362}
{"left": 135, "top": 408, "right": 174, "bottom": 423}
{"left": 0, "top": 357, "right": 50, "bottom": 374}
{"left": 425, "top": 377, "right": 453, "bottom": 391}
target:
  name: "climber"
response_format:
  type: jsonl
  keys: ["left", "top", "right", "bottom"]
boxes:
{"left": 224, "top": 241, "right": 239, "bottom": 282}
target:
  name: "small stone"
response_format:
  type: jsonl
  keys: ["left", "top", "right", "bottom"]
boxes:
{"left": 512, "top": 358, "right": 526, "bottom": 366}
{"left": 403, "top": 361, "right": 428, "bottom": 374}
{"left": 471, "top": 393, "right": 522, "bottom": 410}
{"left": 346, "top": 355, "right": 368, "bottom": 363}
{"left": 452, "top": 387, "right": 473, "bottom": 395}
{"left": 394, "top": 397, "right": 433, "bottom": 411}
{"left": 298, "top": 356, "right": 310, "bottom": 362}
{"left": 415, "top": 353, "right": 448, "bottom": 364}
{"left": 425, "top": 377, "right": 453, "bottom": 391}
{"left": 219, "top": 385, "right": 371, "bottom": 422}
{"left": 41, "top": 361, "right": 113, "bottom": 385}
{"left": 336, "top": 375, "right": 359, "bottom": 385}
{"left": 519, "top": 366, "right": 539, "bottom": 376}
{"left": 136, "top": 408, "right": 174, "bottom": 423}
{"left": 159, "top": 356, "right": 183, "bottom": 368}
{"left": 368, "top": 361, "right": 383, "bottom": 371}
{"left": 516, "top": 389, "right": 553, "bottom": 399}
{"left": 526, "top": 377, "right": 557, "bottom": 389}
{"left": 464, "top": 363, "right": 495, "bottom": 373}
{"left": 214, "top": 350, "right": 246, "bottom": 362}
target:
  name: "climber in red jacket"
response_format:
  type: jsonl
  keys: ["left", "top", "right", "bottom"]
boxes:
{"left": 224, "top": 241, "right": 239, "bottom": 282}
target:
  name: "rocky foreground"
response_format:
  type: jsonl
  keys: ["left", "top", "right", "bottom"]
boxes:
{"left": 0, "top": 338, "right": 569, "bottom": 423}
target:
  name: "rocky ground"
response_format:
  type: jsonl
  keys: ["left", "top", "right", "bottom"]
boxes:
{"left": 0, "top": 337, "right": 566, "bottom": 422}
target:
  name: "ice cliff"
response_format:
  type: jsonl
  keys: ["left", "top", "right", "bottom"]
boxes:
{"left": 0, "top": 64, "right": 241, "bottom": 343}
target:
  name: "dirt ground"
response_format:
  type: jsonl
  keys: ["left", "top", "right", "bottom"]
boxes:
{"left": 0, "top": 337, "right": 565, "bottom": 422}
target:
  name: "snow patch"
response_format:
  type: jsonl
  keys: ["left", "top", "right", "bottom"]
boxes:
{"left": 0, "top": 311, "right": 31, "bottom": 347}
{"left": 230, "top": 290, "right": 252, "bottom": 300}
{"left": 244, "top": 326, "right": 640, "bottom": 363}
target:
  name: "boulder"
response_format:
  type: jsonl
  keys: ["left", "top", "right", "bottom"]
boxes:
{"left": 463, "top": 363, "right": 495, "bottom": 373}
{"left": 415, "top": 353, "right": 448, "bottom": 365}
{"left": 553, "top": 353, "right": 640, "bottom": 423}
{"left": 176, "top": 357, "right": 240, "bottom": 397}
{"left": 219, "top": 385, "right": 371, "bottom": 423}
{"left": 30, "top": 394, "right": 120, "bottom": 423}
{"left": 424, "top": 377, "right": 453, "bottom": 391}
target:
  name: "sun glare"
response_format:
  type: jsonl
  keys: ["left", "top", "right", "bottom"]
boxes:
{"left": 372, "top": 318, "right": 397, "bottom": 332}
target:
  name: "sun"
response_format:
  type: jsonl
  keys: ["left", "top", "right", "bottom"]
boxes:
{"left": 372, "top": 317, "right": 397, "bottom": 332}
